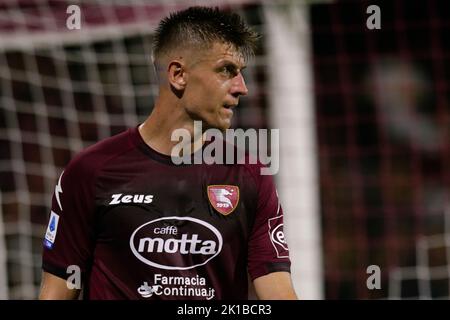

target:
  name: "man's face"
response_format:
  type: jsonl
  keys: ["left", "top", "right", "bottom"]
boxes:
{"left": 182, "top": 42, "right": 249, "bottom": 131}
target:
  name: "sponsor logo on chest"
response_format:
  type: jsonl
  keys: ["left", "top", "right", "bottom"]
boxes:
{"left": 130, "top": 216, "right": 223, "bottom": 270}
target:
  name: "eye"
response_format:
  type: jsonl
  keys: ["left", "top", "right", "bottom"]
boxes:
{"left": 219, "top": 65, "right": 237, "bottom": 78}
{"left": 220, "top": 66, "right": 231, "bottom": 75}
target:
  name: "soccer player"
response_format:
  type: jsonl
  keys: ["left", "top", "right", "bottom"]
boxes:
{"left": 39, "top": 6, "right": 298, "bottom": 300}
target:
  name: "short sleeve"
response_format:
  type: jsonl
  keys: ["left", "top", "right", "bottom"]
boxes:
{"left": 42, "top": 155, "right": 97, "bottom": 280}
{"left": 247, "top": 170, "right": 291, "bottom": 281}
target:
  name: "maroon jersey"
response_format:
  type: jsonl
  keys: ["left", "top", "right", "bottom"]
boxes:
{"left": 42, "top": 127, "right": 291, "bottom": 300}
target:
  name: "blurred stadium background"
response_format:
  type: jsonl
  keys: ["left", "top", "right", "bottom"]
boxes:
{"left": 0, "top": 0, "right": 449, "bottom": 299}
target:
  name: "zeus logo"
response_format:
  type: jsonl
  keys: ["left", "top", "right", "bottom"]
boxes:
{"left": 109, "top": 193, "right": 154, "bottom": 205}
{"left": 55, "top": 171, "right": 64, "bottom": 211}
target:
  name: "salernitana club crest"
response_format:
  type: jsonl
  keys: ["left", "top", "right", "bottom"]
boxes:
{"left": 207, "top": 185, "right": 239, "bottom": 215}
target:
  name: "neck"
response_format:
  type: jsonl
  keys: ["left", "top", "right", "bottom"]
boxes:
{"left": 138, "top": 94, "right": 204, "bottom": 156}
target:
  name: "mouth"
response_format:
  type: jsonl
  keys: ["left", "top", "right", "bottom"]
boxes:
{"left": 223, "top": 103, "right": 237, "bottom": 110}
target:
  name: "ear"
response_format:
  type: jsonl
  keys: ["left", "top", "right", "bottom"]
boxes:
{"left": 167, "top": 60, "right": 187, "bottom": 90}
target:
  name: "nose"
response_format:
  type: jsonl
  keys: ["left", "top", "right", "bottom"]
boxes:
{"left": 230, "top": 72, "right": 248, "bottom": 97}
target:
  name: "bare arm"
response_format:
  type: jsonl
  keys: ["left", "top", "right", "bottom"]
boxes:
{"left": 253, "top": 271, "right": 298, "bottom": 300}
{"left": 38, "top": 271, "right": 80, "bottom": 300}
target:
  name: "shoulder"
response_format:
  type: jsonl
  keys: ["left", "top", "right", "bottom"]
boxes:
{"left": 64, "top": 128, "right": 135, "bottom": 179}
{"left": 221, "top": 139, "right": 270, "bottom": 188}
{"left": 241, "top": 160, "right": 267, "bottom": 188}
